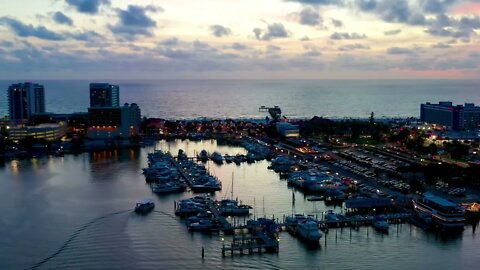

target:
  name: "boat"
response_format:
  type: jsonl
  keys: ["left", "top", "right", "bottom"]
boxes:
{"left": 210, "top": 151, "right": 223, "bottom": 164}
{"left": 197, "top": 150, "right": 209, "bottom": 162}
{"left": 412, "top": 192, "right": 465, "bottom": 232}
{"left": 175, "top": 201, "right": 205, "bottom": 216}
{"left": 224, "top": 154, "right": 234, "bottom": 163}
{"left": 234, "top": 154, "right": 246, "bottom": 165}
{"left": 296, "top": 217, "right": 322, "bottom": 243}
{"left": 285, "top": 214, "right": 307, "bottom": 227}
{"left": 134, "top": 199, "right": 155, "bottom": 214}
{"left": 191, "top": 175, "right": 222, "bottom": 192}
{"left": 188, "top": 219, "right": 221, "bottom": 231}
{"left": 219, "top": 199, "right": 251, "bottom": 216}
{"left": 151, "top": 181, "right": 186, "bottom": 194}
{"left": 325, "top": 210, "right": 340, "bottom": 221}
{"left": 307, "top": 196, "right": 325, "bottom": 201}
{"left": 373, "top": 216, "right": 389, "bottom": 232}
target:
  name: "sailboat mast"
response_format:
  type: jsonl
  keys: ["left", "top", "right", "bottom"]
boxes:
{"left": 231, "top": 171, "right": 234, "bottom": 200}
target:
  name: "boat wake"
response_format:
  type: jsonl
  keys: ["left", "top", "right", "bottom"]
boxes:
{"left": 29, "top": 209, "right": 178, "bottom": 270}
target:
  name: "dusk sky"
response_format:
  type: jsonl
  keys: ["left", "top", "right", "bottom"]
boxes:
{"left": 1, "top": 0, "right": 480, "bottom": 79}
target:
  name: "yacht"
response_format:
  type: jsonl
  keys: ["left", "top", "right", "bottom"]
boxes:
{"left": 210, "top": 151, "right": 223, "bottom": 164}
{"left": 134, "top": 199, "right": 155, "bottom": 214}
{"left": 224, "top": 154, "right": 234, "bottom": 163}
{"left": 373, "top": 216, "right": 389, "bottom": 232}
{"left": 325, "top": 210, "right": 340, "bottom": 221}
{"left": 218, "top": 199, "right": 251, "bottom": 216}
{"left": 296, "top": 217, "right": 322, "bottom": 243}
{"left": 151, "top": 182, "right": 186, "bottom": 194}
{"left": 191, "top": 175, "right": 222, "bottom": 192}
{"left": 412, "top": 192, "right": 465, "bottom": 232}
{"left": 197, "top": 150, "right": 209, "bottom": 162}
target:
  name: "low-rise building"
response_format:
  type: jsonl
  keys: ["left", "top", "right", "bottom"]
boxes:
{"left": 7, "top": 122, "right": 67, "bottom": 142}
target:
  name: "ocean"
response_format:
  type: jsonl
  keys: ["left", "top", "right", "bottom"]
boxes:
{"left": 1, "top": 79, "right": 480, "bottom": 119}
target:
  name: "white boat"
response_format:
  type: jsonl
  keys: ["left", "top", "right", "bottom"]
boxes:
{"left": 219, "top": 199, "right": 251, "bottom": 216}
{"left": 151, "top": 182, "right": 185, "bottom": 194}
{"left": 210, "top": 151, "right": 223, "bottom": 164}
{"left": 325, "top": 210, "right": 340, "bottom": 221}
{"left": 373, "top": 216, "right": 389, "bottom": 232}
{"left": 296, "top": 217, "right": 322, "bottom": 243}
{"left": 134, "top": 198, "right": 155, "bottom": 214}
{"left": 412, "top": 192, "right": 465, "bottom": 232}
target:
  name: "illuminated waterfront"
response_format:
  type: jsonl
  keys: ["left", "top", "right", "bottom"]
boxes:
{"left": 0, "top": 140, "right": 478, "bottom": 269}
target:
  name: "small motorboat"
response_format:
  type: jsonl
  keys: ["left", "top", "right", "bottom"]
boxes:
{"left": 307, "top": 196, "right": 325, "bottom": 201}
{"left": 373, "top": 216, "right": 389, "bottom": 232}
{"left": 134, "top": 199, "right": 155, "bottom": 214}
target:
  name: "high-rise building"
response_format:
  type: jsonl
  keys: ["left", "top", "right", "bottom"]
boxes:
{"left": 89, "top": 83, "right": 120, "bottom": 108}
{"left": 8, "top": 82, "right": 45, "bottom": 122}
{"left": 420, "top": 101, "right": 480, "bottom": 130}
{"left": 87, "top": 103, "right": 141, "bottom": 139}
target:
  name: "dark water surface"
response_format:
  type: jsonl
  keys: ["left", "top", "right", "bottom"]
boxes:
{"left": 0, "top": 140, "right": 479, "bottom": 269}
{"left": 1, "top": 80, "right": 480, "bottom": 119}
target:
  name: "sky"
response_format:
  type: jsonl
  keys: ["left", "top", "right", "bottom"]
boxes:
{"left": 0, "top": 0, "right": 480, "bottom": 79}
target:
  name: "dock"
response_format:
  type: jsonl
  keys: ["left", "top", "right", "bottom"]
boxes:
{"left": 222, "top": 230, "right": 279, "bottom": 256}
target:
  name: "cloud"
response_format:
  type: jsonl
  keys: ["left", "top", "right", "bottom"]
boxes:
{"left": 387, "top": 47, "right": 415, "bottom": 55}
{"left": 330, "top": 32, "right": 367, "bottom": 40}
{"left": 53, "top": 11, "right": 73, "bottom": 26}
{"left": 431, "top": 42, "right": 451, "bottom": 48}
{"left": 109, "top": 5, "right": 162, "bottom": 40}
{"left": 338, "top": 43, "right": 370, "bottom": 51}
{"left": 231, "top": 43, "right": 248, "bottom": 50}
{"left": 65, "top": 0, "right": 110, "bottom": 14}
{"left": 253, "top": 23, "right": 289, "bottom": 41}
{"left": 286, "top": 0, "right": 344, "bottom": 5}
{"left": 384, "top": 29, "right": 401, "bottom": 36}
{"left": 161, "top": 37, "right": 179, "bottom": 46}
{"left": 0, "top": 17, "right": 65, "bottom": 40}
{"left": 297, "top": 7, "right": 322, "bottom": 26}
{"left": 301, "top": 43, "right": 322, "bottom": 57}
{"left": 210, "top": 25, "right": 231, "bottom": 37}
{"left": 420, "top": 0, "right": 457, "bottom": 14}
{"left": 331, "top": 18, "right": 343, "bottom": 27}
{"left": 355, "top": 0, "right": 427, "bottom": 25}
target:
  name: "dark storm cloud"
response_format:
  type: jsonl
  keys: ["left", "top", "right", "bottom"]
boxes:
{"left": 0, "top": 17, "right": 65, "bottom": 40}
{"left": 210, "top": 25, "right": 232, "bottom": 37}
{"left": 53, "top": 11, "right": 73, "bottom": 26}
{"left": 253, "top": 23, "right": 289, "bottom": 41}
{"left": 65, "top": 0, "right": 110, "bottom": 14}
{"left": 330, "top": 32, "right": 367, "bottom": 40}
{"left": 109, "top": 5, "right": 162, "bottom": 40}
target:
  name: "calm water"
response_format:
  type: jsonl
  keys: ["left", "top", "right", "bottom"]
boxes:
{"left": 0, "top": 140, "right": 479, "bottom": 269}
{"left": 1, "top": 80, "right": 480, "bottom": 119}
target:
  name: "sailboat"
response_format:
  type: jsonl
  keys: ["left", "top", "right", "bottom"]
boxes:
{"left": 218, "top": 172, "right": 251, "bottom": 216}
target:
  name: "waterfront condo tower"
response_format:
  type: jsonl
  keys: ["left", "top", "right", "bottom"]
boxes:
{"left": 89, "top": 83, "right": 120, "bottom": 108}
{"left": 420, "top": 101, "right": 480, "bottom": 130}
{"left": 8, "top": 82, "right": 46, "bottom": 122}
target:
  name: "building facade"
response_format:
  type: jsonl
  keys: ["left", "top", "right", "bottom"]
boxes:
{"left": 87, "top": 103, "right": 141, "bottom": 139}
{"left": 421, "top": 102, "right": 480, "bottom": 130}
{"left": 8, "top": 82, "right": 45, "bottom": 122}
{"left": 7, "top": 123, "right": 67, "bottom": 142}
{"left": 89, "top": 83, "right": 120, "bottom": 108}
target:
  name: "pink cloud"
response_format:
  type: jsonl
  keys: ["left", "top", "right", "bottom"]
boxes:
{"left": 451, "top": 3, "right": 480, "bottom": 15}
